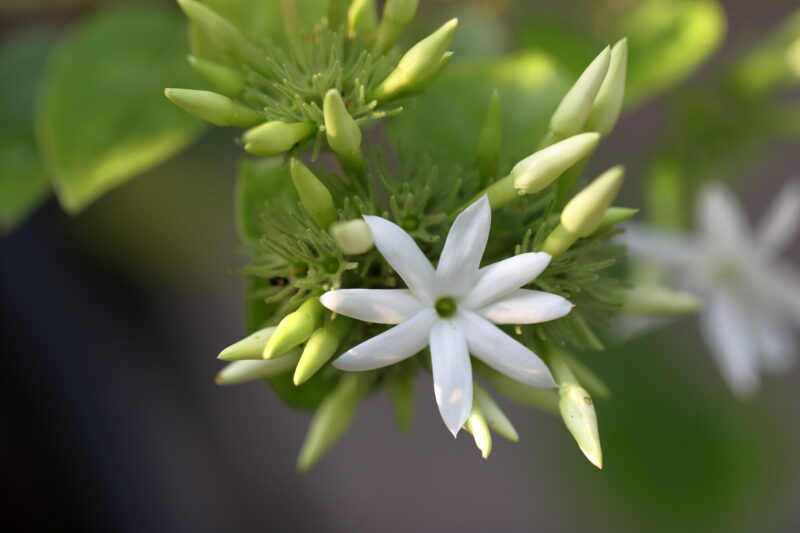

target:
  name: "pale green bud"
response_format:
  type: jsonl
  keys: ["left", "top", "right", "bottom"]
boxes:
{"left": 550, "top": 46, "right": 611, "bottom": 137}
{"left": 540, "top": 224, "right": 579, "bottom": 258}
{"left": 243, "top": 121, "right": 313, "bottom": 157}
{"left": 373, "top": 0, "right": 420, "bottom": 55}
{"left": 473, "top": 385, "right": 518, "bottom": 442}
{"left": 177, "top": 0, "right": 262, "bottom": 67}
{"left": 512, "top": 132, "right": 600, "bottom": 194}
{"left": 623, "top": 285, "right": 702, "bottom": 315}
{"left": 476, "top": 90, "right": 503, "bottom": 184}
{"left": 386, "top": 369, "right": 414, "bottom": 433}
{"left": 187, "top": 55, "right": 246, "bottom": 98}
{"left": 559, "top": 384, "right": 602, "bottom": 469}
{"left": 323, "top": 89, "right": 363, "bottom": 167}
{"left": 562, "top": 165, "right": 625, "bottom": 237}
{"left": 297, "top": 373, "right": 371, "bottom": 471}
{"left": 597, "top": 206, "right": 639, "bottom": 232}
{"left": 586, "top": 38, "right": 628, "bottom": 135}
{"left": 294, "top": 317, "right": 353, "bottom": 385}
{"left": 215, "top": 350, "right": 300, "bottom": 385}
{"left": 218, "top": 326, "right": 276, "bottom": 361}
{"left": 371, "top": 18, "right": 458, "bottom": 101}
{"left": 329, "top": 219, "right": 374, "bottom": 255}
{"left": 464, "top": 403, "right": 492, "bottom": 459}
{"left": 347, "top": 0, "right": 378, "bottom": 42}
{"left": 263, "top": 298, "right": 324, "bottom": 359}
{"left": 290, "top": 159, "right": 336, "bottom": 229}
{"left": 164, "top": 88, "right": 263, "bottom": 127}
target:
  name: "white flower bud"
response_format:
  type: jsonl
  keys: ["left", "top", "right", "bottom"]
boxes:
{"left": 330, "top": 219, "right": 374, "bottom": 255}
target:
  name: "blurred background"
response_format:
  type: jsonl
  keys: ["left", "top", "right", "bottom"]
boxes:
{"left": 2, "top": 0, "right": 799, "bottom": 531}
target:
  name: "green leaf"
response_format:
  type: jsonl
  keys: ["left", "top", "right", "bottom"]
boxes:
{"left": 0, "top": 31, "right": 53, "bottom": 232}
{"left": 36, "top": 4, "right": 206, "bottom": 213}
{"left": 234, "top": 157, "right": 295, "bottom": 244}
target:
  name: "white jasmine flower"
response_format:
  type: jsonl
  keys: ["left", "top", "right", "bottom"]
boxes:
{"left": 627, "top": 181, "right": 800, "bottom": 398}
{"left": 320, "top": 196, "right": 573, "bottom": 435}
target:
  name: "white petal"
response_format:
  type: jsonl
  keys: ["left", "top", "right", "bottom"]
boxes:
{"left": 320, "top": 289, "right": 424, "bottom": 324}
{"left": 699, "top": 289, "right": 760, "bottom": 399}
{"left": 624, "top": 223, "right": 697, "bottom": 266}
{"left": 758, "top": 262, "right": 800, "bottom": 325}
{"left": 458, "top": 311, "right": 556, "bottom": 388}
{"left": 754, "top": 309, "right": 797, "bottom": 375}
{"left": 363, "top": 215, "right": 435, "bottom": 303}
{"left": 698, "top": 183, "right": 752, "bottom": 248}
{"left": 477, "top": 289, "right": 573, "bottom": 324}
{"left": 434, "top": 195, "right": 491, "bottom": 297}
{"left": 333, "top": 309, "right": 436, "bottom": 371}
{"left": 757, "top": 179, "right": 800, "bottom": 257}
{"left": 461, "top": 253, "right": 552, "bottom": 310}
{"left": 429, "top": 320, "right": 473, "bottom": 436}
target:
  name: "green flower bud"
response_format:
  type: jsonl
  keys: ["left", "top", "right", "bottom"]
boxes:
{"left": 263, "top": 297, "right": 324, "bottom": 359}
{"left": 597, "top": 206, "right": 639, "bottom": 232}
{"left": 386, "top": 368, "right": 415, "bottom": 433}
{"left": 164, "top": 88, "right": 263, "bottom": 127}
{"left": 371, "top": 18, "right": 458, "bottom": 101}
{"left": 373, "top": 0, "right": 420, "bottom": 55}
{"left": 215, "top": 350, "right": 300, "bottom": 385}
{"left": 464, "top": 403, "right": 492, "bottom": 459}
{"left": 177, "top": 0, "right": 262, "bottom": 67}
{"left": 550, "top": 46, "right": 611, "bottom": 137}
{"left": 347, "top": 0, "right": 378, "bottom": 42}
{"left": 540, "top": 224, "right": 579, "bottom": 258}
{"left": 323, "top": 89, "right": 363, "bottom": 168}
{"left": 218, "top": 326, "right": 276, "bottom": 361}
{"left": 290, "top": 158, "right": 336, "bottom": 229}
{"left": 187, "top": 55, "right": 246, "bottom": 98}
{"left": 512, "top": 132, "right": 600, "bottom": 194}
{"left": 294, "top": 317, "right": 353, "bottom": 385}
{"left": 561, "top": 165, "right": 625, "bottom": 237}
{"left": 586, "top": 38, "right": 628, "bottom": 135}
{"left": 476, "top": 90, "right": 503, "bottom": 185}
{"left": 297, "top": 373, "right": 372, "bottom": 471}
{"left": 329, "top": 219, "right": 374, "bottom": 255}
{"left": 473, "top": 385, "right": 518, "bottom": 442}
{"left": 559, "top": 383, "right": 602, "bottom": 469}
{"left": 243, "top": 121, "right": 313, "bottom": 157}
{"left": 623, "top": 285, "right": 702, "bottom": 315}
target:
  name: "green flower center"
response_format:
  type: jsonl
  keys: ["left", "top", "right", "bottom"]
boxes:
{"left": 435, "top": 296, "right": 457, "bottom": 318}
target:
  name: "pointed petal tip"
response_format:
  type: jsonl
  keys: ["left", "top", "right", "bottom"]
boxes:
{"left": 582, "top": 448, "right": 603, "bottom": 469}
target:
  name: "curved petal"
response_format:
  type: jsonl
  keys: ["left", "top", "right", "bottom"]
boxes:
{"left": 757, "top": 180, "right": 800, "bottom": 258}
{"left": 459, "top": 311, "right": 556, "bottom": 388}
{"left": 434, "top": 195, "right": 491, "bottom": 298}
{"left": 698, "top": 183, "right": 751, "bottom": 248}
{"left": 461, "top": 253, "right": 552, "bottom": 310}
{"left": 758, "top": 262, "right": 800, "bottom": 325}
{"left": 333, "top": 309, "right": 436, "bottom": 371}
{"left": 429, "top": 320, "right": 473, "bottom": 436}
{"left": 320, "top": 289, "right": 424, "bottom": 324}
{"left": 364, "top": 215, "right": 435, "bottom": 303}
{"left": 477, "top": 289, "right": 573, "bottom": 324}
{"left": 754, "top": 309, "right": 796, "bottom": 375}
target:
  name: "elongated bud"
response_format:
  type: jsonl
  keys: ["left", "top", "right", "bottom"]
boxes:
{"left": 263, "top": 298, "right": 324, "bottom": 359}
{"left": 290, "top": 159, "right": 336, "bottom": 229}
{"left": 371, "top": 18, "right": 458, "bottom": 101}
{"left": 559, "top": 383, "right": 602, "bottom": 469}
{"left": 464, "top": 403, "right": 492, "bottom": 459}
{"left": 243, "top": 121, "right": 313, "bottom": 157}
{"left": 373, "top": 0, "right": 419, "bottom": 54}
{"left": 218, "top": 326, "right": 276, "bottom": 361}
{"left": 187, "top": 55, "right": 246, "bottom": 98}
{"left": 623, "top": 285, "right": 702, "bottom": 315}
{"left": 323, "top": 89, "right": 363, "bottom": 168}
{"left": 215, "top": 351, "right": 300, "bottom": 385}
{"left": 386, "top": 369, "right": 414, "bottom": 433}
{"left": 329, "top": 219, "right": 374, "bottom": 254}
{"left": 294, "top": 317, "right": 353, "bottom": 385}
{"left": 476, "top": 90, "right": 503, "bottom": 185}
{"left": 512, "top": 132, "right": 600, "bottom": 194}
{"left": 297, "top": 373, "right": 371, "bottom": 471}
{"left": 598, "top": 206, "right": 639, "bottom": 232}
{"left": 540, "top": 224, "right": 578, "bottom": 258}
{"left": 586, "top": 38, "right": 628, "bottom": 135}
{"left": 347, "top": 0, "right": 378, "bottom": 42}
{"left": 177, "top": 0, "right": 262, "bottom": 67}
{"left": 550, "top": 46, "right": 611, "bottom": 137}
{"left": 473, "top": 385, "right": 518, "bottom": 442}
{"left": 562, "top": 166, "right": 625, "bottom": 237}
{"left": 164, "top": 88, "right": 263, "bottom": 127}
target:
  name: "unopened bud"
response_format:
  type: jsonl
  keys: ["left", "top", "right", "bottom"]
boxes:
{"left": 243, "top": 121, "right": 313, "bottom": 157}
{"left": 187, "top": 55, "right": 246, "bottom": 98}
{"left": 290, "top": 159, "right": 336, "bottom": 229}
{"left": 598, "top": 206, "right": 639, "bottom": 232}
{"left": 215, "top": 351, "right": 300, "bottom": 385}
{"left": 373, "top": 0, "right": 420, "bottom": 54}
{"left": 562, "top": 165, "right": 625, "bottom": 237}
{"left": 623, "top": 285, "right": 702, "bottom": 315}
{"left": 586, "top": 38, "right": 628, "bottom": 135}
{"left": 330, "top": 219, "right": 374, "bottom": 254}
{"left": 473, "top": 385, "right": 518, "bottom": 442}
{"left": 347, "top": 0, "right": 378, "bottom": 42}
{"left": 512, "top": 132, "right": 600, "bottom": 194}
{"left": 464, "top": 403, "right": 493, "bottom": 459}
{"left": 263, "top": 298, "right": 324, "bottom": 359}
{"left": 476, "top": 90, "right": 503, "bottom": 184}
{"left": 294, "top": 317, "right": 353, "bottom": 385}
{"left": 164, "top": 88, "right": 263, "bottom": 127}
{"left": 323, "top": 89, "right": 363, "bottom": 168}
{"left": 177, "top": 0, "right": 262, "bottom": 67}
{"left": 218, "top": 326, "right": 276, "bottom": 361}
{"left": 386, "top": 369, "right": 415, "bottom": 433}
{"left": 550, "top": 46, "right": 611, "bottom": 137}
{"left": 559, "top": 384, "right": 602, "bottom": 469}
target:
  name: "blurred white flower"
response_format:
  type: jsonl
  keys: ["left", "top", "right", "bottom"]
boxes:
{"left": 627, "top": 181, "right": 800, "bottom": 398}
{"left": 320, "top": 196, "right": 572, "bottom": 435}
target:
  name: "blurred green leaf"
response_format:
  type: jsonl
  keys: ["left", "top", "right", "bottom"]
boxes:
{"left": 0, "top": 32, "right": 53, "bottom": 232}
{"left": 37, "top": 3, "right": 206, "bottom": 213}
{"left": 234, "top": 157, "right": 295, "bottom": 244}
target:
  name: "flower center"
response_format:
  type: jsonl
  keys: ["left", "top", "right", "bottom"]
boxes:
{"left": 434, "top": 296, "right": 457, "bottom": 318}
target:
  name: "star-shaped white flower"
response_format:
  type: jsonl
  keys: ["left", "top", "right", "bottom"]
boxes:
{"left": 627, "top": 181, "right": 800, "bottom": 398}
{"left": 320, "top": 196, "right": 574, "bottom": 435}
